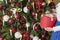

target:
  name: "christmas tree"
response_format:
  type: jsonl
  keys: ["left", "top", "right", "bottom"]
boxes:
{"left": 0, "top": 0, "right": 55, "bottom": 40}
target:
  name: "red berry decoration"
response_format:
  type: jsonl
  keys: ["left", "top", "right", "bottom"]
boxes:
{"left": 2, "top": 6, "right": 6, "bottom": 10}
{"left": 19, "top": 17, "right": 26, "bottom": 24}
{"left": 21, "top": 31, "right": 27, "bottom": 37}
{"left": 11, "top": 27, "right": 16, "bottom": 33}
{"left": 0, "top": 5, "right": 3, "bottom": 9}
{"left": 18, "top": 25, "right": 23, "bottom": 29}
{"left": 15, "top": 2, "right": 21, "bottom": 7}
{"left": 0, "top": 37, "right": 3, "bottom": 40}
{"left": 7, "top": 11, "right": 12, "bottom": 16}
{"left": 27, "top": 5, "right": 33, "bottom": 10}
{"left": 42, "top": 34, "right": 45, "bottom": 38}
{"left": 8, "top": 18, "right": 14, "bottom": 24}
{"left": 15, "top": 13, "right": 20, "bottom": 19}
{"left": 32, "top": 12, "right": 36, "bottom": 16}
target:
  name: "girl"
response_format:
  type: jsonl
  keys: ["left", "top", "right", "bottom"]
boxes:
{"left": 45, "top": 3, "right": 60, "bottom": 40}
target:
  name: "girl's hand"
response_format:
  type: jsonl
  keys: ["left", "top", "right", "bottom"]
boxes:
{"left": 44, "top": 27, "right": 53, "bottom": 32}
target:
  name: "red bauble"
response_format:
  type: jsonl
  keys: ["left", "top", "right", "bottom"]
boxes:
{"left": 11, "top": 27, "right": 16, "bottom": 33}
{"left": 0, "top": 37, "right": 3, "bottom": 40}
{"left": 8, "top": 18, "right": 14, "bottom": 24}
{"left": 0, "top": 5, "right": 3, "bottom": 9}
{"left": 18, "top": 25, "right": 23, "bottom": 29}
{"left": 49, "top": 2, "right": 55, "bottom": 6}
{"left": 0, "top": 21, "right": 2, "bottom": 27}
{"left": 15, "top": 2, "right": 21, "bottom": 7}
{"left": 21, "top": 31, "right": 27, "bottom": 37}
{"left": 42, "top": 34, "right": 45, "bottom": 38}
{"left": 19, "top": 18, "right": 26, "bottom": 24}
{"left": 34, "top": 26, "right": 38, "bottom": 30}
{"left": 40, "top": 14, "right": 57, "bottom": 28}
{"left": 27, "top": 5, "right": 33, "bottom": 10}
{"left": 2, "top": 6, "right": 6, "bottom": 10}
{"left": 7, "top": 11, "right": 12, "bottom": 16}
{"left": 15, "top": 13, "right": 20, "bottom": 19}
{"left": 32, "top": 12, "right": 36, "bottom": 16}
{"left": 30, "top": 0, "right": 34, "bottom": 2}
{"left": 25, "top": 35, "right": 31, "bottom": 40}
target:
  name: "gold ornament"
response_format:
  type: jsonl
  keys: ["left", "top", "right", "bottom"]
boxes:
{"left": 45, "top": 0, "right": 52, "bottom": 4}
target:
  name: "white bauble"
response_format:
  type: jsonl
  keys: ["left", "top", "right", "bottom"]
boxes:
{"left": 42, "top": 2, "right": 46, "bottom": 6}
{"left": 33, "top": 36, "right": 39, "bottom": 40}
{"left": 26, "top": 22, "right": 30, "bottom": 27}
{"left": 3, "top": 15, "right": 9, "bottom": 21}
{"left": 30, "top": 34, "right": 34, "bottom": 38}
{"left": 15, "top": 32, "right": 22, "bottom": 38}
{"left": 23, "top": 7, "right": 28, "bottom": 13}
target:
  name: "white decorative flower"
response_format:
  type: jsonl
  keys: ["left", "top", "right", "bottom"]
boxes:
{"left": 26, "top": 22, "right": 30, "bottom": 27}
{"left": 15, "top": 32, "right": 22, "bottom": 38}
{"left": 23, "top": 6, "right": 28, "bottom": 13}
{"left": 3, "top": 15, "right": 9, "bottom": 21}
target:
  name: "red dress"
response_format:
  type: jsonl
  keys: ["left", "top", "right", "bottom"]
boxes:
{"left": 40, "top": 14, "right": 57, "bottom": 28}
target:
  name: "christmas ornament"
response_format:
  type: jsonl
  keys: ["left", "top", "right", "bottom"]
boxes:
{"left": 27, "top": 5, "right": 33, "bottom": 10}
{"left": 7, "top": 11, "right": 12, "bottom": 16}
{"left": 30, "top": 0, "right": 34, "bottom": 3}
{"left": 8, "top": 18, "right": 14, "bottom": 24}
{"left": 23, "top": 6, "right": 28, "bottom": 13}
{"left": 42, "top": 34, "right": 45, "bottom": 38}
{"left": 2, "top": 6, "right": 6, "bottom": 10}
{"left": 3, "top": 15, "right": 9, "bottom": 21}
{"left": 36, "top": 0, "right": 42, "bottom": 10}
{"left": 40, "top": 12, "right": 57, "bottom": 28}
{"left": 18, "top": 25, "right": 23, "bottom": 29}
{"left": 15, "top": 13, "right": 20, "bottom": 19}
{"left": 21, "top": 31, "right": 27, "bottom": 37}
{"left": 33, "top": 22, "right": 39, "bottom": 30}
{"left": 49, "top": 2, "right": 55, "bottom": 8}
{"left": 30, "top": 34, "right": 34, "bottom": 38}
{"left": 0, "top": 37, "right": 3, "bottom": 40}
{"left": 45, "top": 0, "right": 52, "bottom": 4}
{"left": 33, "top": 36, "right": 39, "bottom": 40}
{"left": 26, "top": 35, "right": 31, "bottom": 40}
{"left": 15, "top": 32, "right": 22, "bottom": 39}
{"left": 32, "top": 12, "right": 36, "bottom": 16}
{"left": 0, "top": 5, "right": 3, "bottom": 9}
{"left": 34, "top": 25, "right": 38, "bottom": 30}
{"left": 19, "top": 17, "right": 26, "bottom": 24}
{"left": 42, "top": 2, "right": 46, "bottom": 6}
{"left": 15, "top": 2, "right": 21, "bottom": 7}
{"left": 26, "top": 22, "right": 30, "bottom": 31}
{"left": 11, "top": 27, "right": 16, "bottom": 33}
